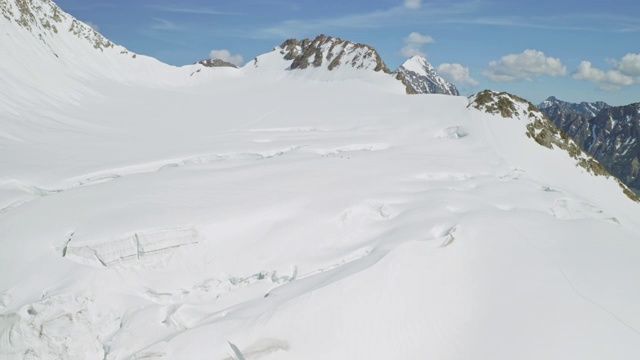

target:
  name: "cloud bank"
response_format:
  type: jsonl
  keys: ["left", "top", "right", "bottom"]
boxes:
{"left": 483, "top": 49, "right": 566, "bottom": 82}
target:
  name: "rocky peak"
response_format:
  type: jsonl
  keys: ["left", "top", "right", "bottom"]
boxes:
{"left": 277, "top": 34, "right": 391, "bottom": 73}
{"left": 197, "top": 58, "right": 238, "bottom": 68}
{"left": 1, "top": 0, "right": 118, "bottom": 52}
{"left": 468, "top": 90, "right": 638, "bottom": 202}
{"left": 394, "top": 55, "right": 459, "bottom": 96}
{"left": 468, "top": 90, "right": 543, "bottom": 120}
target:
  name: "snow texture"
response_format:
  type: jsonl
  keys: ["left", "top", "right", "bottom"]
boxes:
{"left": 1, "top": 1, "right": 640, "bottom": 359}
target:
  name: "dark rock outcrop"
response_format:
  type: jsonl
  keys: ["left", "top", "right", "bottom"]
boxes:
{"left": 197, "top": 58, "right": 238, "bottom": 68}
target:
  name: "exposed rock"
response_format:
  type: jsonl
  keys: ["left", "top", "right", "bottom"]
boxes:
{"left": 278, "top": 34, "right": 391, "bottom": 73}
{"left": 197, "top": 58, "right": 239, "bottom": 68}
{"left": 539, "top": 96, "right": 609, "bottom": 118}
{"left": 469, "top": 90, "right": 638, "bottom": 202}
{"left": 539, "top": 96, "right": 640, "bottom": 195}
{"left": 394, "top": 56, "right": 459, "bottom": 95}
{"left": 1, "top": 0, "right": 125, "bottom": 53}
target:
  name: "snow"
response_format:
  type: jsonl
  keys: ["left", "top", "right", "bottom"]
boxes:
{"left": 2, "top": 1, "right": 640, "bottom": 359}
{"left": 400, "top": 55, "right": 433, "bottom": 75}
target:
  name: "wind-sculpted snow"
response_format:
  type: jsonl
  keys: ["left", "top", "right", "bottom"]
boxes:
{"left": 2, "top": 80, "right": 639, "bottom": 358}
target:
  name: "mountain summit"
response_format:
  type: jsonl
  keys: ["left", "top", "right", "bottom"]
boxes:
{"left": 395, "top": 56, "right": 459, "bottom": 95}
{"left": 278, "top": 35, "right": 391, "bottom": 73}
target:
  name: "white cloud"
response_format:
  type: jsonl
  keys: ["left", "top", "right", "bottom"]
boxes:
{"left": 85, "top": 21, "right": 100, "bottom": 32}
{"left": 572, "top": 61, "right": 634, "bottom": 91}
{"left": 400, "top": 32, "right": 435, "bottom": 58}
{"left": 483, "top": 49, "right": 567, "bottom": 82}
{"left": 210, "top": 49, "right": 244, "bottom": 66}
{"left": 616, "top": 53, "right": 640, "bottom": 77}
{"left": 404, "top": 0, "right": 423, "bottom": 9}
{"left": 437, "top": 63, "right": 479, "bottom": 86}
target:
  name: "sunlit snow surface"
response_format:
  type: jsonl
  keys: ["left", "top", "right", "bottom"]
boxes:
{"left": 2, "top": 7, "right": 640, "bottom": 360}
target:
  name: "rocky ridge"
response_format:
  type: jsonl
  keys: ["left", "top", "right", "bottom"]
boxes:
{"left": 0, "top": 0, "right": 132, "bottom": 55}
{"left": 197, "top": 58, "right": 238, "bottom": 68}
{"left": 538, "top": 96, "right": 609, "bottom": 118}
{"left": 470, "top": 90, "right": 638, "bottom": 202}
{"left": 539, "top": 96, "right": 640, "bottom": 195}
{"left": 277, "top": 35, "right": 391, "bottom": 73}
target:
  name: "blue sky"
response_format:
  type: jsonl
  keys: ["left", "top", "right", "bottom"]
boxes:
{"left": 56, "top": 0, "right": 640, "bottom": 105}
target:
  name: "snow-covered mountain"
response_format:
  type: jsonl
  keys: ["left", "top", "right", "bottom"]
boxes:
{"left": 538, "top": 96, "right": 610, "bottom": 118}
{"left": 2, "top": 1, "right": 640, "bottom": 359}
{"left": 539, "top": 96, "right": 640, "bottom": 195}
{"left": 394, "top": 55, "right": 460, "bottom": 95}
{"left": 280, "top": 35, "right": 390, "bottom": 73}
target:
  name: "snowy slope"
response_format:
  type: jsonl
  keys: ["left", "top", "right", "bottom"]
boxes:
{"left": 2, "top": 1, "right": 640, "bottom": 360}
{"left": 0, "top": 0, "right": 244, "bottom": 109}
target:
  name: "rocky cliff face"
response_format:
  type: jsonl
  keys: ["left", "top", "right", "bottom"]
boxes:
{"left": 470, "top": 90, "right": 638, "bottom": 202}
{"left": 539, "top": 97, "right": 640, "bottom": 195}
{"left": 278, "top": 35, "right": 391, "bottom": 73}
{"left": 394, "top": 56, "right": 459, "bottom": 95}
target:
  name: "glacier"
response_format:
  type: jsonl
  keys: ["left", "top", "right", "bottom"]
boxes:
{"left": 1, "top": 1, "right": 640, "bottom": 359}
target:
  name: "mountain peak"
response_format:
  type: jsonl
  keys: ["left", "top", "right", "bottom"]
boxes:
{"left": 277, "top": 34, "right": 391, "bottom": 73}
{"left": 401, "top": 55, "right": 435, "bottom": 75}
{"left": 394, "top": 56, "right": 459, "bottom": 95}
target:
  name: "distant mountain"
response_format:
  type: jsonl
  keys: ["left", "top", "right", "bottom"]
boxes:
{"left": 538, "top": 96, "right": 640, "bottom": 195}
{"left": 538, "top": 96, "right": 609, "bottom": 118}
{"left": 394, "top": 56, "right": 459, "bottom": 95}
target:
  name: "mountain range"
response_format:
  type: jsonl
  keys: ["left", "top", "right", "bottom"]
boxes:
{"left": 539, "top": 96, "right": 640, "bottom": 194}
{"left": 1, "top": 1, "right": 640, "bottom": 359}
